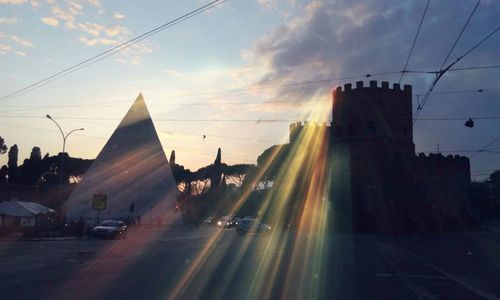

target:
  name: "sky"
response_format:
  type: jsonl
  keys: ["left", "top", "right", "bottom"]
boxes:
{"left": 0, "top": 0, "right": 499, "bottom": 180}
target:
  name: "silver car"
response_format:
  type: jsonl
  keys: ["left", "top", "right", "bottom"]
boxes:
{"left": 92, "top": 220, "right": 127, "bottom": 239}
{"left": 235, "top": 219, "right": 271, "bottom": 236}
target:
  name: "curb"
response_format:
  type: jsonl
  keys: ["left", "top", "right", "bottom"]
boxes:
{"left": 0, "top": 237, "right": 78, "bottom": 241}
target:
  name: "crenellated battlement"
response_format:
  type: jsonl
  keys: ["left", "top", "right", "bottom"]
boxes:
{"left": 414, "top": 153, "right": 470, "bottom": 181}
{"left": 289, "top": 121, "right": 332, "bottom": 143}
{"left": 416, "top": 152, "right": 469, "bottom": 162}
{"left": 333, "top": 80, "right": 412, "bottom": 95}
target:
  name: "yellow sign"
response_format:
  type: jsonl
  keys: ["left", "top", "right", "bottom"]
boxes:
{"left": 92, "top": 194, "right": 107, "bottom": 210}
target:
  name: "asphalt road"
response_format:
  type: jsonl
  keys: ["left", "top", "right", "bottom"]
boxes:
{"left": 1, "top": 226, "right": 500, "bottom": 300}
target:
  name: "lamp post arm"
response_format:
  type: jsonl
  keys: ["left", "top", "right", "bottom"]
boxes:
{"left": 63, "top": 128, "right": 84, "bottom": 154}
{"left": 47, "top": 117, "right": 65, "bottom": 152}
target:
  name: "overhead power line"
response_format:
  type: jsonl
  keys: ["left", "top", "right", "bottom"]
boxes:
{"left": 1, "top": 66, "right": 497, "bottom": 111}
{"left": 439, "top": 0, "right": 481, "bottom": 70}
{"left": 406, "top": 65, "right": 500, "bottom": 74}
{"left": 414, "top": 0, "right": 482, "bottom": 122}
{"left": 471, "top": 135, "right": 500, "bottom": 158}
{"left": 2, "top": 113, "right": 500, "bottom": 123}
{"left": 413, "top": 22, "right": 500, "bottom": 122}
{"left": 0, "top": 114, "right": 299, "bottom": 123}
{"left": 399, "top": 0, "right": 430, "bottom": 83}
{"left": 418, "top": 116, "right": 500, "bottom": 121}
{"left": 419, "top": 87, "right": 500, "bottom": 96}
{"left": 0, "top": 0, "right": 226, "bottom": 105}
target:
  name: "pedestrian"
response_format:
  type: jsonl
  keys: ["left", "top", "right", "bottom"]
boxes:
{"left": 86, "top": 219, "right": 92, "bottom": 238}
{"left": 76, "top": 217, "right": 84, "bottom": 238}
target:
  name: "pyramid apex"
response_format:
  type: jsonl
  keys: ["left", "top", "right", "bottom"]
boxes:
{"left": 117, "top": 93, "right": 151, "bottom": 128}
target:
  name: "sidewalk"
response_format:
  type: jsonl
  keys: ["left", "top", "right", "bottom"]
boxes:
{"left": 0, "top": 236, "right": 78, "bottom": 241}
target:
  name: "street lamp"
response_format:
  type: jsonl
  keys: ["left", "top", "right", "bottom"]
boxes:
{"left": 46, "top": 114, "right": 84, "bottom": 154}
{"left": 46, "top": 114, "right": 84, "bottom": 184}
{"left": 46, "top": 115, "right": 84, "bottom": 223}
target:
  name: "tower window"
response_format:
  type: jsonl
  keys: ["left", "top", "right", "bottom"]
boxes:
{"left": 348, "top": 123, "right": 358, "bottom": 136}
{"left": 367, "top": 121, "right": 376, "bottom": 134}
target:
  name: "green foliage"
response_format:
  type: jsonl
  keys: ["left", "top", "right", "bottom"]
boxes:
{"left": 0, "top": 136, "right": 7, "bottom": 154}
{"left": 490, "top": 170, "right": 500, "bottom": 186}
{"left": 169, "top": 150, "right": 176, "bottom": 165}
{"left": 30, "top": 147, "right": 42, "bottom": 161}
{"left": 8, "top": 144, "right": 18, "bottom": 169}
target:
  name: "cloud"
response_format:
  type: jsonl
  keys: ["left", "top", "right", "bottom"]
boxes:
{"left": 0, "top": 0, "right": 28, "bottom": 4}
{"left": 51, "top": 5, "right": 80, "bottom": 22}
{"left": 41, "top": 17, "right": 59, "bottom": 26}
{"left": 0, "top": 18, "right": 17, "bottom": 24}
{"left": 78, "top": 22, "right": 127, "bottom": 38}
{"left": 104, "top": 25, "right": 125, "bottom": 37}
{"left": 87, "top": 0, "right": 101, "bottom": 6}
{"left": 0, "top": 44, "right": 12, "bottom": 51}
{"left": 113, "top": 57, "right": 141, "bottom": 66}
{"left": 78, "top": 21, "right": 103, "bottom": 36}
{"left": 114, "top": 58, "right": 127, "bottom": 64}
{"left": 11, "top": 35, "right": 34, "bottom": 47}
{"left": 112, "top": 12, "right": 125, "bottom": 19}
{"left": 0, "top": 41, "right": 29, "bottom": 57}
{"left": 245, "top": 0, "right": 500, "bottom": 106}
{"left": 164, "top": 69, "right": 184, "bottom": 77}
{"left": 78, "top": 36, "right": 118, "bottom": 46}
{"left": 243, "top": 0, "right": 500, "bottom": 176}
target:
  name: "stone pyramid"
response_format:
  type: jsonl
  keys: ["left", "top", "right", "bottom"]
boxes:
{"left": 64, "top": 93, "right": 180, "bottom": 224}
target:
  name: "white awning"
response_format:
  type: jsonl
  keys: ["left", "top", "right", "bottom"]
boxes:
{"left": 0, "top": 200, "right": 55, "bottom": 217}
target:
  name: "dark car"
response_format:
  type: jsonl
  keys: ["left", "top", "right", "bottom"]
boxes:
{"left": 217, "top": 216, "right": 240, "bottom": 228}
{"left": 92, "top": 220, "right": 127, "bottom": 239}
{"left": 203, "top": 217, "right": 218, "bottom": 225}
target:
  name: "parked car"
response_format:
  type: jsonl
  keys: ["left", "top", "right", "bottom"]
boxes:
{"left": 217, "top": 216, "right": 240, "bottom": 228}
{"left": 203, "top": 217, "right": 217, "bottom": 225}
{"left": 92, "top": 220, "right": 127, "bottom": 239}
{"left": 235, "top": 219, "right": 271, "bottom": 235}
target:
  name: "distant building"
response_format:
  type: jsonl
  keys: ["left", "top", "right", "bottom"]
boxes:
{"left": 64, "top": 94, "right": 180, "bottom": 225}
{"left": 289, "top": 81, "right": 474, "bottom": 233}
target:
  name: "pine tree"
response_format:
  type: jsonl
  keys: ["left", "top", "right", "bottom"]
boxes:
{"left": 169, "top": 150, "right": 176, "bottom": 166}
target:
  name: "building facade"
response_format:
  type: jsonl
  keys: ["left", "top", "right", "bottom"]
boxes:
{"left": 289, "top": 80, "right": 474, "bottom": 233}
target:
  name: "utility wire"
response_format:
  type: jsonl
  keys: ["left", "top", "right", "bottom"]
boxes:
{"left": 419, "top": 87, "right": 500, "bottom": 96}
{"left": 413, "top": 1, "right": 484, "bottom": 122}
{"left": 0, "top": 0, "right": 226, "bottom": 104}
{"left": 1, "top": 84, "right": 498, "bottom": 111}
{"left": 406, "top": 64, "right": 500, "bottom": 74}
{"left": 439, "top": 0, "right": 481, "bottom": 70}
{"left": 471, "top": 135, "right": 500, "bottom": 158}
{"left": 1, "top": 66, "right": 498, "bottom": 111}
{"left": 413, "top": 23, "right": 500, "bottom": 122}
{"left": 0, "top": 70, "right": 401, "bottom": 109}
{"left": 399, "top": 0, "right": 430, "bottom": 83}
{"left": 0, "top": 70, "right": 402, "bottom": 110}
{"left": 418, "top": 116, "right": 500, "bottom": 121}
{"left": 2, "top": 113, "right": 500, "bottom": 122}
{"left": 0, "top": 114, "right": 299, "bottom": 123}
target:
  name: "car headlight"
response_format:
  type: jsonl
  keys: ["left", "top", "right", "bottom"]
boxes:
{"left": 217, "top": 221, "right": 222, "bottom": 226}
